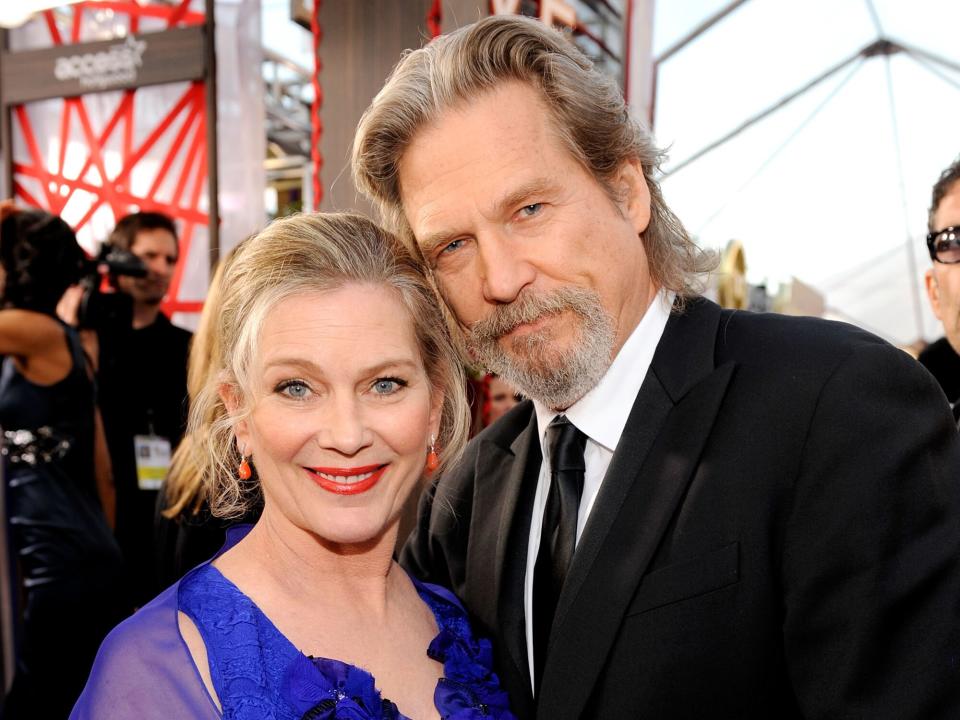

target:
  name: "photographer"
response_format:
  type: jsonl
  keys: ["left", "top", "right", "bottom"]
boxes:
{"left": 96, "top": 211, "right": 191, "bottom": 607}
{"left": 0, "top": 202, "right": 123, "bottom": 719}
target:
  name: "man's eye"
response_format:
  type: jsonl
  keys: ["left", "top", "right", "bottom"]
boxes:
{"left": 440, "top": 239, "right": 466, "bottom": 255}
{"left": 372, "top": 377, "right": 407, "bottom": 395}
{"left": 276, "top": 380, "right": 310, "bottom": 399}
{"left": 519, "top": 203, "right": 542, "bottom": 217}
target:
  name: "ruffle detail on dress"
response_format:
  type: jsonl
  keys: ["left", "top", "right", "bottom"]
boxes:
{"left": 282, "top": 654, "right": 400, "bottom": 720}
{"left": 429, "top": 631, "right": 513, "bottom": 719}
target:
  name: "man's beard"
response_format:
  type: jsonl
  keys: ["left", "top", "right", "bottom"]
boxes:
{"left": 467, "top": 287, "right": 616, "bottom": 410}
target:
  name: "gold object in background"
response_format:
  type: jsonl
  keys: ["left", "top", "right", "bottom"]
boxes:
{"left": 717, "top": 239, "right": 748, "bottom": 309}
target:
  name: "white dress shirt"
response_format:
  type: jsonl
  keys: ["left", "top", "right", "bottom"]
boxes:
{"left": 523, "top": 291, "right": 674, "bottom": 689}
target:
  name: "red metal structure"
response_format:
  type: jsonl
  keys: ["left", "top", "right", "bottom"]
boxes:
{"left": 310, "top": 0, "right": 322, "bottom": 210}
{"left": 8, "top": 0, "right": 209, "bottom": 317}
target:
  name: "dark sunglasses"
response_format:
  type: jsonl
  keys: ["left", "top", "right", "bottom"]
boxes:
{"left": 927, "top": 226, "right": 960, "bottom": 264}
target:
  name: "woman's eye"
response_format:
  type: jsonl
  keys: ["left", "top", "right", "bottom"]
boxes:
{"left": 277, "top": 380, "right": 310, "bottom": 399}
{"left": 519, "top": 203, "right": 542, "bottom": 217}
{"left": 372, "top": 377, "right": 407, "bottom": 395}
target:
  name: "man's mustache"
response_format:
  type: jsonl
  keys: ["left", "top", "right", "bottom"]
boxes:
{"left": 468, "top": 287, "right": 599, "bottom": 345}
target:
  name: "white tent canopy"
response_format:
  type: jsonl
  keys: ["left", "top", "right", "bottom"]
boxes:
{"left": 652, "top": 0, "right": 960, "bottom": 345}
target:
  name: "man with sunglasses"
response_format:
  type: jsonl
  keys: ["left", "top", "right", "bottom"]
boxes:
{"left": 920, "top": 156, "right": 960, "bottom": 420}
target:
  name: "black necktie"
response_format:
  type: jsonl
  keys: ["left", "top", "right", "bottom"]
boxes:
{"left": 532, "top": 415, "right": 587, "bottom": 692}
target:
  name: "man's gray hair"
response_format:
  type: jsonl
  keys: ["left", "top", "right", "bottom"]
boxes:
{"left": 352, "top": 14, "right": 715, "bottom": 299}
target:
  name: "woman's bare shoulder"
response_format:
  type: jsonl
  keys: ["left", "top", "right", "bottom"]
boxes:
{"left": 0, "top": 308, "right": 63, "bottom": 357}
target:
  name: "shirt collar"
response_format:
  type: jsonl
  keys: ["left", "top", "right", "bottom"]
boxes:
{"left": 533, "top": 291, "right": 674, "bottom": 452}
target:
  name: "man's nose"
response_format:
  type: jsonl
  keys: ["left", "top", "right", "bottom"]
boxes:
{"left": 478, "top": 233, "right": 536, "bottom": 304}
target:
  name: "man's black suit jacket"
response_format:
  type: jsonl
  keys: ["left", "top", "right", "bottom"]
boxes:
{"left": 402, "top": 298, "right": 960, "bottom": 719}
{"left": 919, "top": 336, "right": 960, "bottom": 405}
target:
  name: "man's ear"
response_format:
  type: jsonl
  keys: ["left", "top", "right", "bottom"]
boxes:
{"left": 925, "top": 268, "right": 943, "bottom": 321}
{"left": 219, "top": 382, "right": 250, "bottom": 450}
{"left": 615, "top": 159, "right": 652, "bottom": 236}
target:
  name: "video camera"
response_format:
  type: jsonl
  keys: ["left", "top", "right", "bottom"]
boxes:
{"left": 77, "top": 243, "right": 147, "bottom": 332}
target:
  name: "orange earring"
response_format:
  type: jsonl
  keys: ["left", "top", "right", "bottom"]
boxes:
{"left": 238, "top": 445, "right": 252, "bottom": 480}
{"left": 425, "top": 436, "right": 440, "bottom": 474}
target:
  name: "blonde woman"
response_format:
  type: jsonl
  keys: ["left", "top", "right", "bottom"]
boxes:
{"left": 72, "top": 213, "right": 515, "bottom": 720}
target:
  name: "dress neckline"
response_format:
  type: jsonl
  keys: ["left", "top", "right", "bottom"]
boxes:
{"left": 186, "top": 545, "right": 513, "bottom": 720}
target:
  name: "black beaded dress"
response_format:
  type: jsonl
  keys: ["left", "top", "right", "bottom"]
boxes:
{"left": 0, "top": 319, "right": 124, "bottom": 719}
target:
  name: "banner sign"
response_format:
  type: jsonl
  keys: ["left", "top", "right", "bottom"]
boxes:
{"left": 1, "top": 26, "right": 206, "bottom": 104}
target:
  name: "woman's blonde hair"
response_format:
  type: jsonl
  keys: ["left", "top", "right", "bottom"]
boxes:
{"left": 352, "top": 15, "right": 715, "bottom": 299}
{"left": 161, "top": 244, "right": 241, "bottom": 519}
{"left": 188, "top": 212, "right": 470, "bottom": 519}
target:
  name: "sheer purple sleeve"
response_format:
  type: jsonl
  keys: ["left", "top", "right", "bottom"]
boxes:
{"left": 69, "top": 583, "right": 220, "bottom": 719}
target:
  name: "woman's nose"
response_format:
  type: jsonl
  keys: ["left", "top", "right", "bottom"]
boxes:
{"left": 317, "top": 396, "right": 372, "bottom": 456}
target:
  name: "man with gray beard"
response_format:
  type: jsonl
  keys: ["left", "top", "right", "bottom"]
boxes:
{"left": 470, "top": 286, "right": 615, "bottom": 408}
{"left": 353, "top": 16, "right": 960, "bottom": 720}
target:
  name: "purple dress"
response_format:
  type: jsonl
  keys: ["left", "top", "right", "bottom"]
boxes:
{"left": 70, "top": 527, "right": 515, "bottom": 719}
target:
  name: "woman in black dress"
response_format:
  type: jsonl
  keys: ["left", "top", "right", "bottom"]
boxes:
{"left": 0, "top": 203, "right": 123, "bottom": 718}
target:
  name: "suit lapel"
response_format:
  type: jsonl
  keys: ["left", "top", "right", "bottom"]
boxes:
{"left": 536, "top": 299, "right": 736, "bottom": 719}
{"left": 466, "top": 409, "right": 541, "bottom": 709}
{"left": 551, "top": 369, "right": 673, "bottom": 626}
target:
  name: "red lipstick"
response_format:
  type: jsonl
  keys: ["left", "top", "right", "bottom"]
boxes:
{"left": 305, "top": 463, "right": 386, "bottom": 495}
